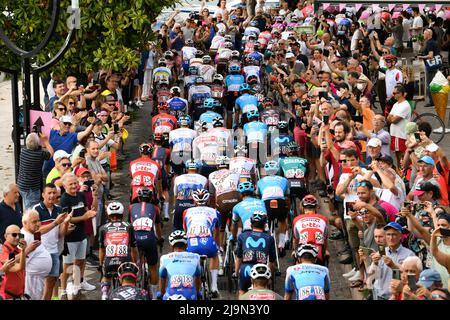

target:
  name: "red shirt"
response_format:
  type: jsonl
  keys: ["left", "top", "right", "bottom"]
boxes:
{"left": 129, "top": 156, "right": 162, "bottom": 201}
{"left": 0, "top": 242, "right": 25, "bottom": 299}
{"left": 293, "top": 213, "right": 329, "bottom": 261}
{"left": 151, "top": 113, "right": 178, "bottom": 134}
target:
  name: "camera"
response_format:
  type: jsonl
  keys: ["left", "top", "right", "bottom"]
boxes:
{"left": 395, "top": 214, "right": 407, "bottom": 227}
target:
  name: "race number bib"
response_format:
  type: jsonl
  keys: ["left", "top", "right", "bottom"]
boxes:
{"left": 242, "top": 104, "right": 258, "bottom": 114}
{"left": 285, "top": 169, "right": 305, "bottom": 179}
{"left": 299, "top": 286, "right": 325, "bottom": 300}
{"left": 187, "top": 224, "right": 211, "bottom": 237}
{"left": 105, "top": 232, "right": 129, "bottom": 258}
{"left": 170, "top": 275, "right": 194, "bottom": 289}
{"left": 132, "top": 217, "right": 153, "bottom": 232}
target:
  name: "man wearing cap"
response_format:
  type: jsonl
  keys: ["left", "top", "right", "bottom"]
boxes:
{"left": 286, "top": 51, "right": 305, "bottom": 76}
{"left": 400, "top": 268, "right": 444, "bottom": 300}
{"left": 46, "top": 150, "right": 73, "bottom": 190}
{"left": 43, "top": 114, "right": 96, "bottom": 179}
{"left": 360, "top": 115, "right": 391, "bottom": 157}
{"left": 365, "top": 138, "right": 383, "bottom": 165}
{"left": 407, "top": 156, "right": 440, "bottom": 202}
{"left": 423, "top": 143, "right": 450, "bottom": 206}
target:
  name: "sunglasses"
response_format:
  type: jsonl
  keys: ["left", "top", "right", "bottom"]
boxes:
{"left": 339, "top": 159, "right": 355, "bottom": 163}
{"left": 382, "top": 51, "right": 389, "bottom": 54}
{"left": 69, "top": 102, "right": 76, "bottom": 105}
{"left": 356, "top": 181, "right": 370, "bottom": 187}
{"left": 9, "top": 233, "right": 20, "bottom": 238}
{"left": 63, "top": 122, "right": 72, "bottom": 126}
{"left": 58, "top": 108, "right": 66, "bottom": 111}
{"left": 321, "top": 85, "right": 328, "bottom": 88}
{"left": 61, "top": 163, "right": 71, "bottom": 167}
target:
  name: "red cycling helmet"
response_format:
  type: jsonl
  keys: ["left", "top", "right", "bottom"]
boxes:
{"left": 158, "top": 101, "right": 169, "bottom": 110}
{"left": 302, "top": 194, "right": 318, "bottom": 208}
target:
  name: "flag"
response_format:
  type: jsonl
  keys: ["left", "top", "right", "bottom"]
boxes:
{"left": 402, "top": 4, "right": 410, "bottom": 10}
{"left": 323, "top": 3, "right": 330, "bottom": 10}
{"left": 355, "top": 4, "right": 362, "bottom": 11}
{"left": 388, "top": 4, "right": 395, "bottom": 11}
{"left": 418, "top": 4, "right": 425, "bottom": 13}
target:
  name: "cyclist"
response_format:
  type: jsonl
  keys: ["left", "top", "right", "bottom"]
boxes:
{"left": 192, "top": 123, "right": 222, "bottom": 178}
{"left": 152, "top": 101, "right": 178, "bottom": 136}
{"left": 172, "top": 159, "right": 208, "bottom": 231}
{"left": 243, "top": 110, "right": 268, "bottom": 169}
{"left": 231, "top": 181, "right": 267, "bottom": 240}
{"left": 243, "top": 56, "right": 262, "bottom": 85}
{"left": 210, "top": 74, "right": 225, "bottom": 100}
{"left": 235, "top": 211, "right": 276, "bottom": 296}
{"left": 239, "top": 264, "right": 283, "bottom": 300}
{"left": 99, "top": 202, "right": 138, "bottom": 300}
{"left": 199, "top": 98, "right": 223, "bottom": 131}
{"left": 129, "top": 187, "right": 163, "bottom": 298}
{"left": 184, "top": 65, "right": 200, "bottom": 98}
{"left": 235, "top": 83, "right": 259, "bottom": 127}
{"left": 129, "top": 143, "right": 163, "bottom": 204}
{"left": 257, "top": 160, "right": 290, "bottom": 257}
{"left": 169, "top": 115, "right": 197, "bottom": 179}
{"left": 167, "top": 86, "right": 188, "bottom": 119}
{"left": 260, "top": 98, "right": 280, "bottom": 129}
{"left": 229, "top": 145, "right": 258, "bottom": 184}
{"left": 159, "top": 230, "right": 202, "bottom": 300}
{"left": 273, "top": 121, "right": 294, "bottom": 159}
{"left": 199, "top": 55, "right": 215, "bottom": 84}
{"left": 279, "top": 141, "right": 309, "bottom": 207}
{"left": 225, "top": 64, "right": 245, "bottom": 128}
{"left": 152, "top": 58, "right": 173, "bottom": 84}
{"left": 292, "top": 195, "right": 329, "bottom": 266}
{"left": 108, "top": 262, "right": 150, "bottom": 300}
{"left": 151, "top": 133, "right": 171, "bottom": 220}
{"left": 284, "top": 244, "right": 331, "bottom": 300}
{"left": 181, "top": 39, "right": 197, "bottom": 75}
{"left": 188, "top": 76, "right": 212, "bottom": 121}
{"left": 182, "top": 189, "right": 221, "bottom": 298}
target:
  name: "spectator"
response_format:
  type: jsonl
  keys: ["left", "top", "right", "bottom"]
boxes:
{"left": 430, "top": 216, "right": 450, "bottom": 289}
{"left": 364, "top": 225, "right": 388, "bottom": 300}
{"left": 365, "top": 138, "right": 383, "bottom": 165}
{"left": 17, "top": 133, "right": 54, "bottom": 210}
{"left": 359, "top": 115, "right": 390, "bottom": 157}
{"left": 417, "top": 28, "right": 440, "bottom": 108}
{"left": 389, "top": 255, "right": 422, "bottom": 300}
{"left": 51, "top": 101, "right": 68, "bottom": 130}
{"left": 46, "top": 150, "right": 73, "bottom": 189}
{"left": 407, "top": 156, "right": 440, "bottom": 202}
{"left": 21, "top": 209, "right": 52, "bottom": 300}
{"left": 0, "top": 183, "right": 23, "bottom": 243}
{"left": 47, "top": 80, "right": 66, "bottom": 112}
{"left": 169, "top": 23, "right": 185, "bottom": 52}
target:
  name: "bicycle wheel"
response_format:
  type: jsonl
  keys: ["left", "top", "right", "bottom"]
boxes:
{"left": 225, "top": 242, "right": 234, "bottom": 293}
{"left": 413, "top": 112, "right": 446, "bottom": 144}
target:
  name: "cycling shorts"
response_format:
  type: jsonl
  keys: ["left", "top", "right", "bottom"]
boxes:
{"left": 182, "top": 61, "right": 190, "bottom": 74}
{"left": 170, "top": 160, "right": 186, "bottom": 175}
{"left": 103, "top": 257, "right": 130, "bottom": 278}
{"left": 187, "top": 237, "right": 218, "bottom": 258}
{"left": 264, "top": 199, "right": 288, "bottom": 222}
{"left": 173, "top": 200, "right": 195, "bottom": 231}
{"left": 288, "top": 180, "right": 308, "bottom": 198}
{"left": 161, "top": 170, "right": 169, "bottom": 190}
{"left": 136, "top": 235, "right": 158, "bottom": 266}
{"left": 239, "top": 264, "right": 253, "bottom": 292}
{"left": 216, "top": 191, "right": 242, "bottom": 216}
{"left": 225, "top": 93, "right": 238, "bottom": 111}
{"left": 199, "top": 164, "right": 218, "bottom": 179}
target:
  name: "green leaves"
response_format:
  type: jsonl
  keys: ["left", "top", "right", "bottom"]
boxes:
{"left": 0, "top": 0, "right": 178, "bottom": 76}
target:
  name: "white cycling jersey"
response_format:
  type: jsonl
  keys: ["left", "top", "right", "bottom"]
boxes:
{"left": 198, "top": 65, "right": 216, "bottom": 83}
{"left": 217, "top": 48, "right": 232, "bottom": 60}
{"left": 209, "top": 169, "right": 240, "bottom": 197}
{"left": 192, "top": 135, "right": 220, "bottom": 166}
{"left": 229, "top": 156, "right": 257, "bottom": 180}
{"left": 189, "top": 58, "right": 203, "bottom": 67}
{"left": 183, "top": 206, "right": 220, "bottom": 238}
{"left": 173, "top": 173, "right": 208, "bottom": 201}
{"left": 244, "top": 66, "right": 261, "bottom": 82}
{"left": 208, "top": 127, "right": 232, "bottom": 152}
{"left": 169, "top": 127, "right": 197, "bottom": 152}
{"left": 182, "top": 47, "right": 197, "bottom": 62}
{"left": 188, "top": 85, "right": 212, "bottom": 105}
{"left": 153, "top": 67, "right": 172, "bottom": 82}
{"left": 210, "top": 36, "right": 225, "bottom": 50}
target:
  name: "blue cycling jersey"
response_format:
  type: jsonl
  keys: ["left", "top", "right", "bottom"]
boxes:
{"left": 225, "top": 74, "right": 245, "bottom": 92}
{"left": 273, "top": 133, "right": 294, "bottom": 157}
{"left": 159, "top": 251, "right": 202, "bottom": 300}
{"left": 199, "top": 111, "right": 223, "bottom": 125}
{"left": 243, "top": 121, "right": 268, "bottom": 143}
{"left": 168, "top": 97, "right": 188, "bottom": 111}
{"left": 248, "top": 51, "right": 264, "bottom": 62}
{"left": 235, "top": 93, "right": 259, "bottom": 114}
{"left": 129, "top": 202, "right": 160, "bottom": 242}
{"left": 232, "top": 197, "right": 267, "bottom": 231}
{"left": 284, "top": 263, "right": 331, "bottom": 300}
{"left": 256, "top": 175, "right": 290, "bottom": 201}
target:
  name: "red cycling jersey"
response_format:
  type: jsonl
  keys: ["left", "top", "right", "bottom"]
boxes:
{"left": 151, "top": 113, "right": 178, "bottom": 134}
{"left": 129, "top": 156, "right": 162, "bottom": 201}
{"left": 293, "top": 213, "right": 329, "bottom": 262}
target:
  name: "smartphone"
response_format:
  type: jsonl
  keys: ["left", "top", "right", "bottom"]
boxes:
{"left": 440, "top": 228, "right": 450, "bottom": 237}
{"left": 62, "top": 207, "right": 70, "bottom": 214}
{"left": 18, "top": 233, "right": 24, "bottom": 240}
{"left": 403, "top": 201, "right": 412, "bottom": 210}
{"left": 34, "top": 232, "right": 41, "bottom": 241}
{"left": 8, "top": 252, "right": 15, "bottom": 261}
{"left": 414, "top": 132, "right": 421, "bottom": 143}
{"left": 113, "top": 123, "right": 120, "bottom": 134}
{"left": 378, "top": 245, "right": 385, "bottom": 255}
{"left": 83, "top": 180, "right": 95, "bottom": 188}
{"left": 342, "top": 167, "right": 353, "bottom": 174}
{"left": 323, "top": 115, "right": 329, "bottom": 124}
{"left": 352, "top": 115, "right": 363, "bottom": 123}
{"left": 407, "top": 274, "right": 417, "bottom": 292}
{"left": 319, "top": 91, "right": 328, "bottom": 99}
{"left": 88, "top": 110, "right": 95, "bottom": 118}
{"left": 360, "top": 246, "right": 374, "bottom": 256}
{"left": 392, "top": 269, "right": 401, "bottom": 280}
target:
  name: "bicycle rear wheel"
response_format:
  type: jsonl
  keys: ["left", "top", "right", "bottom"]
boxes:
{"left": 413, "top": 113, "right": 446, "bottom": 144}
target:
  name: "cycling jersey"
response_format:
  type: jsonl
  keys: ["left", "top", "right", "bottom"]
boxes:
{"left": 210, "top": 35, "right": 225, "bottom": 50}
{"left": 210, "top": 84, "right": 225, "bottom": 99}
{"left": 258, "top": 31, "right": 272, "bottom": 49}
{"left": 152, "top": 113, "right": 178, "bottom": 134}
{"left": 284, "top": 263, "right": 331, "bottom": 300}
{"left": 279, "top": 156, "right": 308, "bottom": 180}
{"left": 273, "top": 134, "right": 294, "bottom": 157}
{"left": 168, "top": 97, "right": 188, "bottom": 118}
{"left": 244, "top": 27, "right": 261, "bottom": 37}
{"left": 182, "top": 46, "right": 197, "bottom": 63}
{"left": 153, "top": 66, "right": 172, "bottom": 82}
{"left": 225, "top": 74, "right": 245, "bottom": 93}
{"left": 207, "top": 127, "right": 232, "bottom": 155}
{"left": 235, "top": 93, "right": 259, "bottom": 114}
{"left": 183, "top": 206, "right": 220, "bottom": 258}
{"left": 293, "top": 213, "right": 329, "bottom": 262}
{"left": 257, "top": 175, "right": 289, "bottom": 201}
{"left": 199, "top": 111, "right": 223, "bottom": 130}
{"left": 232, "top": 197, "right": 267, "bottom": 231}
{"left": 173, "top": 174, "right": 208, "bottom": 201}
{"left": 159, "top": 251, "right": 201, "bottom": 300}
{"left": 169, "top": 128, "right": 197, "bottom": 154}
{"left": 244, "top": 40, "right": 256, "bottom": 54}
{"left": 129, "top": 202, "right": 160, "bottom": 241}
{"left": 209, "top": 169, "right": 240, "bottom": 197}
{"left": 229, "top": 156, "right": 257, "bottom": 182}
{"left": 192, "top": 134, "right": 221, "bottom": 166}
{"left": 239, "top": 288, "right": 283, "bottom": 300}
{"left": 217, "top": 48, "right": 232, "bottom": 62}
{"left": 261, "top": 109, "right": 280, "bottom": 127}
{"left": 236, "top": 230, "right": 276, "bottom": 291}
{"left": 198, "top": 64, "right": 216, "bottom": 83}
{"left": 243, "top": 65, "right": 262, "bottom": 83}
{"left": 188, "top": 85, "right": 211, "bottom": 106}
{"left": 108, "top": 285, "right": 149, "bottom": 300}
{"left": 99, "top": 221, "right": 136, "bottom": 276}
{"left": 129, "top": 157, "right": 162, "bottom": 201}
{"left": 243, "top": 121, "right": 268, "bottom": 144}
{"left": 184, "top": 75, "right": 197, "bottom": 90}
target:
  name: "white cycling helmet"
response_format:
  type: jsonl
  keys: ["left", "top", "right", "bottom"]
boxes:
{"left": 216, "top": 156, "right": 230, "bottom": 167}
{"left": 192, "top": 189, "right": 210, "bottom": 204}
{"left": 168, "top": 230, "right": 188, "bottom": 246}
{"left": 213, "top": 74, "right": 224, "bottom": 82}
{"left": 107, "top": 202, "right": 124, "bottom": 216}
{"left": 296, "top": 244, "right": 319, "bottom": 259}
{"left": 170, "top": 86, "right": 181, "bottom": 95}
{"left": 250, "top": 264, "right": 272, "bottom": 280}
{"left": 167, "top": 294, "right": 187, "bottom": 300}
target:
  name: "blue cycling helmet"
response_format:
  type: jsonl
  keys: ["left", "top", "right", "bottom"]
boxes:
{"left": 185, "top": 159, "right": 200, "bottom": 170}
{"left": 230, "top": 65, "right": 241, "bottom": 73}
{"left": 195, "top": 76, "right": 205, "bottom": 84}
{"left": 246, "top": 109, "right": 260, "bottom": 120}
{"left": 249, "top": 20, "right": 259, "bottom": 28}
{"left": 264, "top": 160, "right": 279, "bottom": 175}
{"left": 189, "top": 65, "right": 199, "bottom": 75}
{"left": 237, "top": 181, "right": 254, "bottom": 194}
{"left": 250, "top": 211, "right": 268, "bottom": 224}
{"left": 239, "top": 83, "right": 250, "bottom": 92}
{"left": 339, "top": 18, "right": 351, "bottom": 26}
{"left": 178, "top": 115, "right": 192, "bottom": 126}
{"left": 203, "top": 98, "right": 215, "bottom": 109}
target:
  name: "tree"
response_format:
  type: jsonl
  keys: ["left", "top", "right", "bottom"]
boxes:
{"left": 0, "top": 0, "right": 178, "bottom": 76}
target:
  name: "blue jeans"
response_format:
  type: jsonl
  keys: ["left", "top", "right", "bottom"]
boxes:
{"left": 20, "top": 188, "right": 41, "bottom": 210}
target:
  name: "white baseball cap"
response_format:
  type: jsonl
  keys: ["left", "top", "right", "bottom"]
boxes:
{"left": 53, "top": 150, "right": 72, "bottom": 162}
{"left": 59, "top": 115, "right": 73, "bottom": 123}
{"left": 286, "top": 52, "right": 295, "bottom": 59}
{"left": 367, "top": 138, "right": 382, "bottom": 148}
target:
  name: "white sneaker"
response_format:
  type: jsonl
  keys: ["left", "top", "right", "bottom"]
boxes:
{"left": 342, "top": 268, "right": 357, "bottom": 278}
{"left": 136, "top": 100, "right": 144, "bottom": 107}
{"left": 102, "top": 293, "right": 109, "bottom": 300}
{"left": 348, "top": 271, "right": 362, "bottom": 282}
{"left": 66, "top": 281, "right": 73, "bottom": 295}
{"left": 81, "top": 280, "right": 96, "bottom": 291}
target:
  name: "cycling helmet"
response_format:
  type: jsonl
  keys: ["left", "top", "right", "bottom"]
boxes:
{"left": 248, "top": 32, "right": 257, "bottom": 39}
{"left": 170, "top": 86, "right": 181, "bottom": 95}
{"left": 275, "top": 16, "right": 283, "bottom": 22}
{"left": 263, "top": 97, "right": 274, "bottom": 106}
{"left": 249, "top": 20, "right": 259, "bottom": 28}
{"left": 167, "top": 294, "right": 187, "bottom": 300}
{"left": 202, "top": 55, "right": 212, "bottom": 64}
{"left": 234, "top": 145, "right": 248, "bottom": 156}
{"left": 158, "top": 78, "right": 170, "bottom": 86}
{"left": 107, "top": 202, "right": 124, "bottom": 216}
{"left": 168, "top": 230, "right": 188, "bottom": 246}
{"left": 213, "top": 74, "right": 224, "bottom": 83}
{"left": 277, "top": 120, "right": 288, "bottom": 130}
{"left": 246, "top": 109, "right": 260, "bottom": 120}
{"left": 189, "top": 65, "right": 199, "bottom": 75}
{"left": 237, "top": 181, "right": 254, "bottom": 194}
{"left": 239, "top": 83, "right": 250, "bottom": 92}
{"left": 153, "top": 132, "right": 163, "bottom": 141}
{"left": 137, "top": 187, "right": 153, "bottom": 200}
{"left": 185, "top": 159, "right": 200, "bottom": 170}
{"left": 139, "top": 143, "right": 154, "bottom": 155}
{"left": 192, "top": 189, "right": 210, "bottom": 204}
{"left": 250, "top": 210, "right": 267, "bottom": 224}
{"left": 178, "top": 114, "right": 192, "bottom": 126}
{"left": 231, "top": 50, "right": 240, "bottom": 59}
{"left": 229, "top": 64, "right": 241, "bottom": 73}
{"left": 384, "top": 54, "right": 398, "bottom": 63}
{"left": 339, "top": 18, "right": 351, "bottom": 26}
{"left": 203, "top": 98, "right": 215, "bottom": 109}
{"left": 247, "top": 74, "right": 258, "bottom": 85}
{"left": 195, "top": 76, "right": 205, "bottom": 84}
{"left": 250, "top": 263, "right": 271, "bottom": 280}
{"left": 264, "top": 160, "right": 279, "bottom": 175}
{"left": 246, "top": 56, "right": 257, "bottom": 65}
{"left": 296, "top": 244, "right": 319, "bottom": 259}
{"left": 212, "top": 116, "right": 224, "bottom": 128}
{"left": 224, "top": 35, "right": 232, "bottom": 42}
{"left": 164, "top": 50, "right": 174, "bottom": 59}
{"left": 216, "top": 156, "right": 230, "bottom": 167}
{"left": 302, "top": 194, "right": 318, "bottom": 208}
{"left": 158, "top": 101, "right": 169, "bottom": 110}
{"left": 195, "top": 50, "right": 204, "bottom": 58}
{"left": 286, "top": 141, "right": 300, "bottom": 153}
{"left": 224, "top": 41, "right": 233, "bottom": 49}
{"left": 158, "top": 58, "right": 167, "bottom": 67}
{"left": 117, "top": 262, "right": 139, "bottom": 279}
{"left": 186, "top": 39, "right": 194, "bottom": 46}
